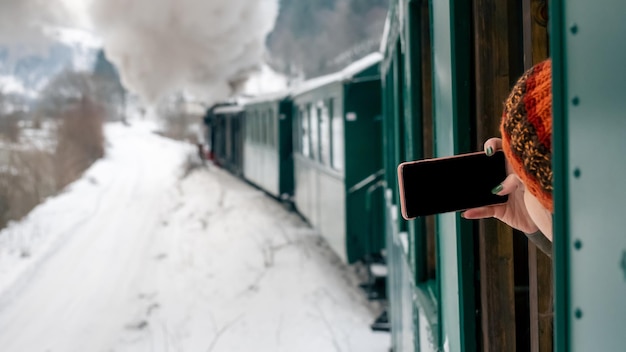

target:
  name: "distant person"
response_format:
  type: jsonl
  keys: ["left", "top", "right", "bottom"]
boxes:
{"left": 463, "top": 59, "right": 553, "bottom": 256}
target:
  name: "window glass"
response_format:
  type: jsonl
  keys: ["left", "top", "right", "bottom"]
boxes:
{"left": 246, "top": 111, "right": 254, "bottom": 142}
{"left": 309, "top": 103, "right": 319, "bottom": 161}
{"left": 319, "top": 101, "right": 331, "bottom": 166}
{"left": 269, "top": 108, "right": 275, "bottom": 148}
{"left": 254, "top": 111, "right": 259, "bottom": 143}
{"left": 293, "top": 108, "right": 300, "bottom": 153}
{"left": 301, "top": 106, "right": 310, "bottom": 157}
{"left": 246, "top": 113, "right": 250, "bottom": 140}
{"left": 262, "top": 111, "right": 268, "bottom": 146}
{"left": 330, "top": 99, "right": 344, "bottom": 171}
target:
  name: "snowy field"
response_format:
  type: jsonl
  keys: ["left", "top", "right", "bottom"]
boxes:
{"left": 0, "top": 120, "right": 389, "bottom": 352}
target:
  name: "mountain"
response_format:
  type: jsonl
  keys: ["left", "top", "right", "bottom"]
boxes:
{"left": 0, "top": 28, "right": 101, "bottom": 98}
{"left": 267, "top": 0, "right": 388, "bottom": 78}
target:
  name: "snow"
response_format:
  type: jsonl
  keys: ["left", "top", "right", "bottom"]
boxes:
{"left": 290, "top": 73, "right": 343, "bottom": 98}
{"left": 379, "top": 12, "right": 391, "bottom": 54}
{"left": 213, "top": 105, "right": 244, "bottom": 114}
{"left": 244, "top": 90, "right": 290, "bottom": 106}
{"left": 290, "top": 53, "right": 382, "bottom": 97}
{"left": 0, "top": 119, "right": 389, "bottom": 351}
{"left": 341, "top": 52, "right": 382, "bottom": 79}
{"left": 0, "top": 75, "right": 28, "bottom": 95}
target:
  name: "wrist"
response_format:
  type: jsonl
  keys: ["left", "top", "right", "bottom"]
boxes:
{"left": 525, "top": 231, "right": 552, "bottom": 258}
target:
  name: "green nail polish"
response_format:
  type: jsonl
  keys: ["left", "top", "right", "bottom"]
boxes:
{"left": 491, "top": 184, "right": 503, "bottom": 194}
{"left": 486, "top": 146, "right": 494, "bottom": 156}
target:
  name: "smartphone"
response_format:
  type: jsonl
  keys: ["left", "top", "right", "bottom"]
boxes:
{"left": 397, "top": 151, "right": 508, "bottom": 220}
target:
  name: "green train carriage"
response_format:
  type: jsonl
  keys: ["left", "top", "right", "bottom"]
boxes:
{"left": 205, "top": 103, "right": 245, "bottom": 176}
{"left": 243, "top": 92, "right": 294, "bottom": 200}
{"left": 291, "top": 53, "right": 386, "bottom": 264}
{"left": 381, "top": 0, "right": 626, "bottom": 351}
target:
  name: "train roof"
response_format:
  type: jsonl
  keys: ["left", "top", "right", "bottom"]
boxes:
{"left": 290, "top": 52, "right": 382, "bottom": 97}
{"left": 212, "top": 104, "right": 244, "bottom": 114}
{"left": 244, "top": 90, "right": 291, "bottom": 106}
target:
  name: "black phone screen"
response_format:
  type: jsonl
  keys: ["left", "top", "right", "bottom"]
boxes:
{"left": 398, "top": 151, "right": 508, "bottom": 219}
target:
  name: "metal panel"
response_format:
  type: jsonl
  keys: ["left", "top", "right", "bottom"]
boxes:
{"left": 552, "top": 1, "right": 626, "bottom": 351}
{"left": 243, "top": 103, "right": 281, "bottom": 198}
{"left": 430, "top": 0, "right": 475, "bottom": 351}
{"left": 318, "top": 172, "right": 347, "bottom": 262}
{"left": 386, "top": 190, "right": 417, "bottom": 352}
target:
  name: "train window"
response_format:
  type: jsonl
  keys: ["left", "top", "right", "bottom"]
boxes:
{"left": 255, "top": 111, "right": 261, "bottom": 144}
{"left": 250, "top": 111, "right": 255, "bottom": 143}
{"left": 318, "top": 101, "right": 331, "bottom": 166}
{"left": 264, "top": 111, "right": 270, "bottom": 146}
{"left": 309, "top": 103, "right": 319, "bottom": 161}
{"left": 330, "top": 99, "right": 344, "bottom": 171}
{"left": 265, "top": 110, "right": 270, "bottom": 147}
{"left": 294, "top": 108, "right": 301, "bottom": 153}
{"left": 251, "top": 111, "right": 256, "bottom": 144}
{"left": 301, "top": 106, "right": 310, "bottom": 157}
{"left": 269, "top": 109, "right": 275, "bottom": 148}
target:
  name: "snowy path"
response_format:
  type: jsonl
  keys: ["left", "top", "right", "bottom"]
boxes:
{"left": 0, "top": 122, "right": 389, "bottom": 352}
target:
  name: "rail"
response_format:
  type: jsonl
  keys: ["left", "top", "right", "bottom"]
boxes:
{"left": 348, "top": 169, "right": 385, "bottom": 194}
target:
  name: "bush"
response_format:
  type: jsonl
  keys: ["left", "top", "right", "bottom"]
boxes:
{"left": 54, "top": 98, "right": 105, "bottom": 188}
{"left": 0, "top": 71, "right": 107, "bottom": 229}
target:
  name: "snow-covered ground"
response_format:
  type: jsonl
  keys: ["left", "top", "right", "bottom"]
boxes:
{"left": 0, "top": 120, "right": 389, "bottom": 352}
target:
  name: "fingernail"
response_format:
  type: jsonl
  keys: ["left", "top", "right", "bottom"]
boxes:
{"left": 486, "top": 146, "right": 494, "bottom": 156}
{"left": 491, "top": 184, "right": 503, "bottom": 194}
{"left": 461, "top": 212, "right": 466, "bottom": 218}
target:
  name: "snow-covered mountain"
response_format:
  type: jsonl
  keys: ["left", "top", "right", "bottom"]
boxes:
{"left": 0, "top": 27, "right": 101, "bottom": 98}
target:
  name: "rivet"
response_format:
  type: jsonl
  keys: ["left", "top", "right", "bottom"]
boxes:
{"left": 574, "top": 240, "right": 582, "bottom": 250}
{"left": 572, "top": 96, "right": 580, "bottom": 106}
{"left": 573, "top": 168, "right": 581, "bottom": 178}
{"left": 574, "top": 308, "right": 583, "bottom": 319}
{"left": 570, "top": 24, "right": 579, "bottom": 34}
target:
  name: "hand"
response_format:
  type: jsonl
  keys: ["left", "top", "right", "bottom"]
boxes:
{"left": 462, "top": 138, "right": 539, "bottom": 234}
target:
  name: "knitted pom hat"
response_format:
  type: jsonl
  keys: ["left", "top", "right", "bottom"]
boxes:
{"left": 501, "top": 59, "right": 553, "bottom": 212}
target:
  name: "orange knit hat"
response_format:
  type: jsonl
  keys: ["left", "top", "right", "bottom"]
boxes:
{"left": 500, "top": 59, "right": 553, "bottom": 212}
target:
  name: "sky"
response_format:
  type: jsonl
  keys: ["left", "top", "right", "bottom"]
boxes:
{"left": 1, "top": 0, "right": 280, "bottom": 104}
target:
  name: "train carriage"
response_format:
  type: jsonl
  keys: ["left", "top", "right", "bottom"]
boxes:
{"left": 242, "top": 92, "right": 294, "bottom": 200}
{"left": 381, "top": 0, "right": 626, "bottom": 351}
{"left": 290, "top": 53, "right": 385, "bottom": 264}
{"left": 204, "top": 103, "right": 245, "bottom": 176}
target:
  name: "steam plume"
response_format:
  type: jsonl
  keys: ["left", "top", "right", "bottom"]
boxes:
{"left": 0, "top": 0, "right": 71, "bottom": 48}
{"left": 89, "top": 0, "right": 279, "bottom": 103}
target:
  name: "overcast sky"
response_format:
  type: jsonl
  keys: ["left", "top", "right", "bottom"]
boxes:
{"left": 61, "top": 0, "right": 91, "bottom": 29}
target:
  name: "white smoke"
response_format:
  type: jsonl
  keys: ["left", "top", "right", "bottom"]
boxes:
{"left": 0, "top": 0, "right": 279, "bottom": 104}
{"left": 88, "top": 0, "right": 280, "bottom": 103}
{"left": 0, "top": 0, "right": 71, "bottom": 49}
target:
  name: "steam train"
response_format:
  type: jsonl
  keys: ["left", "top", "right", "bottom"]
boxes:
{"left": 204, "top": 53, "right": 386, "bottom": 266}
{"left": 205, "top": 0, "right": 626, "bottom": 351}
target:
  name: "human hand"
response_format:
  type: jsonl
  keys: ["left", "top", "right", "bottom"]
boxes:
{"left": 462, "top": 138, "right": 539, "bottom": 234}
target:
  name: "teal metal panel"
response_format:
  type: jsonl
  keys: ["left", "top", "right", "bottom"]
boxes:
{"left": 344, "top": 79, "right": 384, "bottom": 262}
{"left": 386, "top": 190, "right": 417, "bottom": 352}
{"left": 404, "top": 0, "right": 428, "bottom": 287}
{"left": 430, "top": 0, "right": 475, "bottom": 351}
{"left": 550, "top": 0, "right": 569, "bottom": 350}
{"left": 553, "top": 1, "right": 626, "bottom": 351}
{"left": 243, "top": 102, "right": 281, "bottom": 197}
{"left": 278, "top": 99, "right": 294, "bottom": 198}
